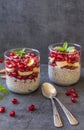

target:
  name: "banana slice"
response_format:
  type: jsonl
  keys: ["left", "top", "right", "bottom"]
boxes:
{"left": 18, "top": 71, "right": 33, "bottom": 76}
{"left": 73, "top": 62, "right": 80, "bottom": 67}
{"left": 27, "top": 58, "right": 34, "bottom": 66}
{"left": 69, "top": 49, "right": 75, "bottom": 53}
{"left": 33, "top": 67, "right": 39, "bottom": 72}
{"left": 6, "top": 68, "right": 14, "bottom": 72}
{"left": 49, "top": 57, "right": 55, "bottom": 63}
{"left": 68, "top": 62, "right": 80, "bottom": 67}
{"left": 56, "top": 61, "right": 68, "bottom": 67}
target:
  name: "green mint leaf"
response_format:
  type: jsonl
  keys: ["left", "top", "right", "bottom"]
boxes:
{"left": 67, "top": 46, "right": 75, "bottom": 52}
{"left": 0, "top": 88, "right": 9, "bottom": 94}
{"left": 0, "top": 84, "right": 9, "bottom": 94}
{"left": 54, "top": 46, "right": 65, "bottom": 51}
{"left": 0, "top": 95, "right": 3, "bottom": 100}
{"left": 14, "top": 48, "right": 26, "bottom": 57}
{"left": 63, "top": 41, "right": 68, "bottom": 51}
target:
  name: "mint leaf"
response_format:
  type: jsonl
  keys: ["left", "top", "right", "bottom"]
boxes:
{"left": 54, "top": 46, "right": 65, "bottom": 51}
{"left": 0, "top": 84, "right": 9, "bottom": 94}
{"left": 0, "top": 95, "right": 3, "bottom": 100}
{"left": 14, "top": 48, "right": 26, "bottom": 57}
{"left": 67, "top": 46, "right": 75, "bottom": 52}
{"left": 63, "top": 41, "right": 68, "bottom": 51}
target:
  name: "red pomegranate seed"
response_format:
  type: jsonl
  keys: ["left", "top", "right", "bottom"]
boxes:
{"left": 70, "top": 88, "right": 76, "bottom": 93}
{"left": 12, "top": 98, "right": 19, "bottom": 104}
{"left": 18, "top": 64, "right": 24, "bottom": 69}
{"left": 56, "top": 54, "right": 64, "bottom": 60}
{"left": 28, "top": 104, "right": 35, "bottom": 111}
{"left": 65, "top": 91, "right": 71, "bottom": 96}
{"left": 72, "top": 93, "right": 78, "bottom": 98}
{"left": 13, "top": 55, "right": 19, "bottom": 59}
{"left": 9, "top": 111, "right": 16, "bottom": 117}
{"left": 10, "top": 53, "right": 15, "bottom": 57}
{"left": 71, "top": 97, "right": 76, "bottom": 103}
{"left": 0, "top": 107, "right": 5, "bottom": 113}
{"left": 28, "top": 75, "right": 33, "bottom": 80}
{"left": 0, "top": 59, "right": 3, "bottom": 63}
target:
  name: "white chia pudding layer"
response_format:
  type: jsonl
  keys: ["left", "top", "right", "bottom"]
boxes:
{"left": 48, "top": 65, "right": 81, "bottom": 86}
{"left": 6, "top": 74, "right": 40, "bottom": 94}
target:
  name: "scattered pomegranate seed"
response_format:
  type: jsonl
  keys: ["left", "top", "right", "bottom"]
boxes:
{"left": 9, "top": 111, "right": 16, "bottom": 117}
{"left": 65, "top": 91, "right": 71, "bottom": 96}
{"left": 12, "top": 98, "right": 19, "bottom": 104}
{"left": 0, "top": 59, "right": 3, "bottom": 63}
{"left": 65, "top": 88, "right": 79, "bottom": 103}
{"left": 70, "top": 88, "right": 76, "bottom": 93}
{"left": 71, "top": 97, "right": 77, "bottom": 103}
{"left": 0, "top": 107, "right": 5, "bottom": 113}
{"left": 28, "top": 104, "right": 35, "bottom": 111}
{"left": 72, "top": 93, "right": 78, "bottom": 98}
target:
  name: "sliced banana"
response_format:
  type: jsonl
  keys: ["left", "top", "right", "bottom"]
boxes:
{"left": 18, "top": 71, "right": 33, "bottom": 76}
{"left": 49, "top": 57, "right": 55, "bottom": 63}
{"left": 6, "top": 68, "right": 14, "bottom": 72}
{"left": 56, "top": 61, "right": 68, "bottom": 67}
{"left": 68, "top": 62, "right": 80, "bottom": 67}
{"left": 69, "top": 49, "right": 75, "bottom": 53}
{"left": 33, "top": 67, "right": 39, "bottom": 72}
{"left": 27, "top": 58, "right": 34, "bottom": 66}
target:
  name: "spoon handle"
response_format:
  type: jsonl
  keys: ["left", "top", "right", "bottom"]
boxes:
{"left": 54, "top": 97, "right": 79, "bottom": 125}
{"left": 51, "top": 98, "right": 63, "bottom": 127}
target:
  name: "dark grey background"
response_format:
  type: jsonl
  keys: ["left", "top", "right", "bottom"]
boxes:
{"left": 0, "top": 0, "right": 84, "bottom": 66}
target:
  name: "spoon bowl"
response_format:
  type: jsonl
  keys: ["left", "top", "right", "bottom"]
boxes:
{"left": 41, "top": 82, "right": 79, "bottom": 126}
{"left": 41, "top": 82, "right": 57, "bottom": 98}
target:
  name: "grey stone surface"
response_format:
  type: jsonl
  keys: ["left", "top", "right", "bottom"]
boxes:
{"left": 0, "top": 64, "right": 84, "bottom": 130}
{"left": 0, "top": 0, "right": 84, "bottom": 66}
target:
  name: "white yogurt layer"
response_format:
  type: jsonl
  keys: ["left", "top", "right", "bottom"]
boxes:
{"left": 48, "top": 65, "right": 81, "bottom": 86}
{"left": 6, "top": 74, "right": 40, "bottom": 94}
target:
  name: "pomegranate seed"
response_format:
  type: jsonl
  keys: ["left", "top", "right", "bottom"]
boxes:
{"left": 9, "top": 111, "right": 15, "bottom": 117}
{"left": 72, "top": 93, "right": 78, "bottom": 98}
{"left": 0, "top": 107, "right": 5, "bottom": 113}
{"left": 30, "top": 53, "right": 36, "bottom": 57}
{"left": 10, "top": 53, "right": 15, "bottom": 56}
{"left": 33, "top": 73, "right": 38, "bottom": 78}
{"left": 28, "top": 104, "right": 35, "bottom": 111}
{"left": 7, "top": 64, "right": 14, "bottom": 68}
{"left": 28, "top": 75, "right": 33, "bottom": 79}
{"left": 12, "top": 98, "right": 19, "bottom": 104}
{"left": 70, "top": 88, "right": 76, "bottom": 93}
{"left": 56, "top": 54, "right": 64, "bottom": 61}
{"left": 71, "top": 97, "right": 76, "bottom": 103}
{"left": 65, "top": 91, "right": 71, "bottom": 96}
{"left": 17, "top": 75, "right": 23, "bottom": 80}
{"left": 18, "top": 64, "right": 24, "bottom": 69}
{"left": 0, "top": 59, "right": 3, "bottom": 63}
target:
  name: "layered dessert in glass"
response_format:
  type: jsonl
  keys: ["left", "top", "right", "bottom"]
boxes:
{"left": 48, "top": 42, "right": 81, "bottom": 86}
{"left": 4, "top": 48, "right": 40, "bottom": 94}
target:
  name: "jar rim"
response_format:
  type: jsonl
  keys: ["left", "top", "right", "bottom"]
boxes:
{"left": 4, "top": 48, "right": 40, "bottom": 58}
{"left": 48, "top": 43, "right": 81, "bottom": 53}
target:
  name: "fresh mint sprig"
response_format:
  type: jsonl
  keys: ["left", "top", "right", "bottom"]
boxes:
{"left": 0, "top": 84, "right": 9, "bottom": 100}
{"left": 54, "top": 42, "right": 75, "bottom": 52}
{"left": 14, "top": 48, "right": 26, "bottom": 57}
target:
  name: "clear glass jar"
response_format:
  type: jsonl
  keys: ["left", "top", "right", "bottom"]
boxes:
{"left": 48, "top": 43, "right": 81, "bottom": 86}
{"left": 4, "top": 48, "right": 40, "bottom": 94}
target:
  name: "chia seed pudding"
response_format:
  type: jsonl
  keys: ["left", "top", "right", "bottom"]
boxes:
{"left": 4, "top": 48, "right": 40, "bottom": 94}
{"left": 48, "top": 42, "right": 81, "bottom": 86}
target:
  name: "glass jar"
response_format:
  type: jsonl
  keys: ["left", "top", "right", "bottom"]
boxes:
{"left": 4, "top": 48, "right": 40, "bottom": 94}
{"left": 48, "top": 43, "right": 81, "bottom": 86}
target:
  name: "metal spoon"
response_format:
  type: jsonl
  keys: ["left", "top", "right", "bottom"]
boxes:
{"left": 41, "top": 82, "right": 63, "bottom": 127}
{"left": 41, "top": 82, "right": 79, "bottom": 126}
